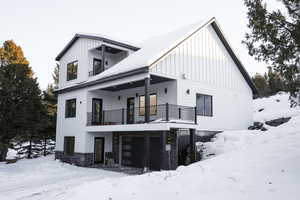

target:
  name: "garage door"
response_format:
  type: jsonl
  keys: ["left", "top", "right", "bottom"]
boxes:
{"left": 122, "top": 136, "right": 144, "bottom": 168}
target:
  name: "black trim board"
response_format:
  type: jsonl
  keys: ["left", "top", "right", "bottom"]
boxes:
{"left": 211, "top": 22, "right": 258, "bottom": 95}
{"left": 55, "top": 67, "right": 149, "bottom": 94}
{"left": 56, "top": 34, "right": 140, "bottom": 61}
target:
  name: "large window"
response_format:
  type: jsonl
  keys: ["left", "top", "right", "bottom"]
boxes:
{"left": 67, "top": 61, "right": 78, "bottom": 81}
{"left": 64, "top": 136, "right": 75, "bottom": 156}
{"left": 139, "top": 94, "right": 157, "bottom": 116}
{"left": 196, "top": 94, "right": 213, "bottom": 117}
{"left": 93, "top": 58, "right": 103, "bottom": 75}
{"left": 65, "top": 99, "right": 76, "bottom": 118}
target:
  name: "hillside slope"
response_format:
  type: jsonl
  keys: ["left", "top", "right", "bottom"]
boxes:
{"left": 60, "top": 93, "right": 300, "bottom": 200}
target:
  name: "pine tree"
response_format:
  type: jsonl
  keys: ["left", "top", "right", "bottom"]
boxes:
{"left": 243, "top": 0, "right": 300, "bottom": 104}
{"left": 0, "top": 40, "right": 33, "bottom": 77}
{"left": 252, "top": 73, "right": 270, "bottom": 97}
{"left": 0, "top": 64, "right": 45, "bottom": 160}
{"left": 53, "top": 63, "right": 59, "bottom": 87}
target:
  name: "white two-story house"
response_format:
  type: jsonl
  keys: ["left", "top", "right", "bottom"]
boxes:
{"left": 55, "top": 17, "right": 257, "bottom": 171}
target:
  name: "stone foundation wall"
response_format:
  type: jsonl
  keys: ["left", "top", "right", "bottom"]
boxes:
{"left": 55, "top": 151, "right": 94, "bottom": 167}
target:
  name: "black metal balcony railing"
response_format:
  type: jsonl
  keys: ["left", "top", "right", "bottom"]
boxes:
{"left": 87, "top": 103, "right": 197, "bottom": 126}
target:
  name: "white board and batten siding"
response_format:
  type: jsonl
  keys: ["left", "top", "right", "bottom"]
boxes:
{"left": 150, "top": 24, "right": 253, "bottom": 131}
{"left": 58, "top": 38, "right": 135, "bottom": 89}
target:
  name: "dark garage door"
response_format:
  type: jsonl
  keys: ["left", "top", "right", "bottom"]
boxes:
{"left": 121, "top": 136, "right": 161, "bottom": 170}
{"left": 122, "top": 136, "right": 144, "bottom": 168}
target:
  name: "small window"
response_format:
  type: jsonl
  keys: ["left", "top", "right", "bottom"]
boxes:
{"left": 64, "top": 136, "right": 75, "bottom": 156}
{"left": 93, "top": 59, "right": 103, "bottom": 75}
{"left": 65, "top": 99, "right": 76, "bottom": 118}
{"left": 196, "top": 94, "right": 213, "bottom": 116}
{"left": 139, "top": 94, "right": 157, "bottom": 116}
{"left": 67, "top": 61, "right": 78, "bottom": 81}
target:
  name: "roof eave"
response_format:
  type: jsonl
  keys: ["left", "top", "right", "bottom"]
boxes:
{"left": 211, "top": 22, "right": 258, "bottom": 95}
{"left": 55, "top": 34, "right": 140, "bottom": 61}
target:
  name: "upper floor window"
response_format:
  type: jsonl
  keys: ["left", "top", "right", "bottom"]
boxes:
{"left": 196, "top": 93, "right": 213, "bottom": 117}
{"left": 65, "top": 99, "right": 76, "bottom": 118}
{"left": 93, "top": 58, "right": 103, "bottom": 75}
{"left": 67, "top": 61, "right": 78, "bottom": 81}
{"left": 139, "top": 94, "right": 157, "bottom": 116}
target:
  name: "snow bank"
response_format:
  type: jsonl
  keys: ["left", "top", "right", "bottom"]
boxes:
{"left": 253, "top": 92, "right": 300, "bottom": 122}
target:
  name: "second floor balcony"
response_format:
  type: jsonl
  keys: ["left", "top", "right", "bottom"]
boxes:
{"left": 87, "top": 103, "right": 197, "bottom": 126}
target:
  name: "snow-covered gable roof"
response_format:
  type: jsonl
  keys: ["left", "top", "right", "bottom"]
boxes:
{"left": 91, "top": 18, "right": 214, "bottom": 81}
{"left": 55, "top": 33, "right": 140, "bottom": 61}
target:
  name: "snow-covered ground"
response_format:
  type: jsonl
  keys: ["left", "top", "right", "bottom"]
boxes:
{"left": 1, "top": 92, "right": 300, "bottom": 200}
{"left": 0, "top": 157, "right": 124, "bottom": 200}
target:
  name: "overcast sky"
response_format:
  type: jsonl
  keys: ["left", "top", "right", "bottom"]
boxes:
{"left": 0, "top": 0, "right": 268, "bottom": 89}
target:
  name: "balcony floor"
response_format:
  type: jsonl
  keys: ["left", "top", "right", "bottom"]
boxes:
{"left": 86, "top": 122, "right": 200, "bottom": 132}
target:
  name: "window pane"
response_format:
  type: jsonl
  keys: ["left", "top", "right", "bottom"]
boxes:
{"left": 139, "top": 94, "right": 157, "bottom": 116}
{"left": 139, "top": 96, "right": 145, "bottom": 116}
{"left": 196, "top": 94, "right": 205, "bottom": 115}
{"left": 67, "top": 61, "right": 78, "bottom": 81}
{"left": 64, "top": 136, "right": 75, "bottom": 156}
{"left": 204, "top": 96, "right": 212, "bottom": 116}
{"left": 66, "top": 99, "right": 76, "bottom": 118}
{"left": 150, "top": 94, "right": 157, "bottom": 115}
{"left": 93, "top": 59, "right": 103, "bottom": 75}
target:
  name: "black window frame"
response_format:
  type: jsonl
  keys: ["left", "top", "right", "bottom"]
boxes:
{"left": 65, "top": 99, "right": 76, "bottom": 118}
{"left": 196, "top": 93, "right": 213, "bottom": 117}
{"left": 93, "top": 58, "right": 104, "bottom": 75}
{"left": 64, "top": 136, "right": 75, "bottom": 156}
{"left": 139, "top": 93, "right": 157, "bottom": 116}
{"left": 66, "top": 60, "right": 78, "bottom": 81}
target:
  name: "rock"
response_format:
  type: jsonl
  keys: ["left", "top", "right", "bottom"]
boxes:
{"left": 258, "top": 108, "right": 264, "bottom": 112}
{"left": 248, "top": 122, "right": 264, "bottom": 130}
{"left": 261, "top": 127, "right": 268, "bottom": 131}
{"left": 265, "top": 117, "right": 291, "bottom": 127}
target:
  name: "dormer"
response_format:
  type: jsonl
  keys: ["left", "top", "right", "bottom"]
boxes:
{"left": 55, "top": 33, "right": 139, "bottom": 89}
{"left": 88, "top": 44, "right": 129, "bottom": 77}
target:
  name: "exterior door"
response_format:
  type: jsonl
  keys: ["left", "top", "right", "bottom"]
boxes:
{"left": 127, "top": 97, "right": 135, "bottom": 124}
{"left": 92, "top": 98, "right": 102, "bottom": 125}
{"left": 94, "top": 137, "right": 104, "bottom": 164}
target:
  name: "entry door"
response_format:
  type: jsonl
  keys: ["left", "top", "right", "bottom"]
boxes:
{"left": 127, "top": 97, "right": 135, "bottom": 124}
{"left": 94, "top": 137, "right": 105, "bottom": 164}
{"left": 92, "top": 98, "right": 102, "bottom": 125}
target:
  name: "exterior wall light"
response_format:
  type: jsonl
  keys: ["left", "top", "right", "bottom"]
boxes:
{"left": 186, "top": 89, "right": 190, "bottom": 94}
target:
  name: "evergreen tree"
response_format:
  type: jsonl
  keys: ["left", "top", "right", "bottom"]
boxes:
{"left": 53, "top": 63, "right": 59, "bottom": 87}
{"left": 252, "top": 73, "right": 270, "bottom": 97}
{"left": 0, "top": 64, "right": 45, "bottom": 160}
{"left": 0, "top": 40, "right": 33, "bottom": 77}
{"left": 243, "top": 0, "right": 300, "bottom": 104}
{"left": 267, "top": 67, "right": 285, "bottom": 95}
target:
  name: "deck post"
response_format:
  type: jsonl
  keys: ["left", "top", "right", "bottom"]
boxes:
{"left": 160, "top": 131, "right": 167, "bottom": 170}
{"left": 121, "top": 108, "right": 125, "bottom": 124}
{"left": 101, "top": 45, "right": 106, "bottom": 73}
{"left": 194, "top": 106, "right": 197, "bottom": 124}
{"left": 166, "top": 103, "right": 169, "bottom": 121}
{"left": 143, "top": 134, "right": 150, "bottom": 172}
{"left": 144, "top": 76, "right": 150, "bottom": 123}
{"left": 189, "top": 129, "right": 196, "bottom": 163}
